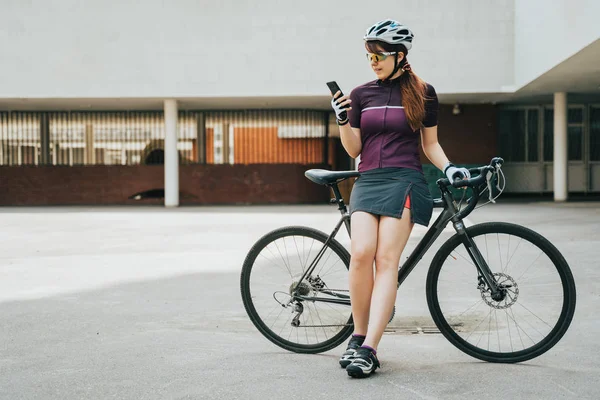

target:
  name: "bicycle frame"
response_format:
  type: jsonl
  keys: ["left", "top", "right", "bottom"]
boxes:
{"left": 294, "top": 179, "right": 503, "bottom": 306}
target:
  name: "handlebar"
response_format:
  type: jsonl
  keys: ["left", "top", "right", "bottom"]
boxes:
{"left": 436, "top": 157, "right": 504, "bottom": 220}
{"left": 441, "top": 157, "right": 504, "bottom": 189}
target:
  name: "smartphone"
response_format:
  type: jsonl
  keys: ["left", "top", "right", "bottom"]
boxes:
{"left": 326, "top": 81, "right": 347, "bottom": 120}
{"left": 326, "top": 81, "right": 344, "bottom": 97}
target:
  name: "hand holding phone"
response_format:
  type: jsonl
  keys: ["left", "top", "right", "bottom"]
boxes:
{"left": 326, "top": 81, "right": 350, "bottom": 121}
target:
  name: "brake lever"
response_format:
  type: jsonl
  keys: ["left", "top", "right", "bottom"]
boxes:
{"left": 486, "top": 170, "right": 495, "bottom": 203}
{"left": 495, "top": 165, "right": 503, "bottom": 192}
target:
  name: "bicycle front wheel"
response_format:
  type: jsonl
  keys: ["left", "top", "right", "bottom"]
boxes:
{"left": 240, "top": 226, "right": 353, "bottom": 354}
{"left": 427, "top": 222, "right": 576, "bottom": 363}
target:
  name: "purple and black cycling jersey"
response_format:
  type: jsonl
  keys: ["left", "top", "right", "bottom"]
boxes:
{"left": 348, "top": 78, "right": 438, "bottom": 173}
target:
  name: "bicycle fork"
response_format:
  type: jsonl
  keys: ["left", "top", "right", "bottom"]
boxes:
{"left": 453, "top": 220, "right": 503, "bottom": 299}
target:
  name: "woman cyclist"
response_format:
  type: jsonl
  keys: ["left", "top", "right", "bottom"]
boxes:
{"left": 330, "top": 19, "right": 470, "bottom": 378}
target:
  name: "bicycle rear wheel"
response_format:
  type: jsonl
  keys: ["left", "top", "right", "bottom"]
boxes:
{"left": 240, "top": 226, "right": 353, "bottom": 354}
{"left": 427, "top": 222, "right": 576, "bottom": 363}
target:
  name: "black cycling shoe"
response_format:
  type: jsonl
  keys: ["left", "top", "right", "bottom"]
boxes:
{"left": 339, "top": 335, "right": 365, "bottom": 368}
{"left": 346, "top": 347, "right": 380, "bottom": 378}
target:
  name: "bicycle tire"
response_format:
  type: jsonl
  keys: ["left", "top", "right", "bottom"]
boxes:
{"left": 240, "top": 226, "right": 353, "bottom": 354}
{"left": 426, "top": 222, "right": 576, "bottom": 363}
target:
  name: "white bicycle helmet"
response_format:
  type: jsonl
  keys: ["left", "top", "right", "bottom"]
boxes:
{"left": 363, "top": 19, "right": 414, "bottom": 50}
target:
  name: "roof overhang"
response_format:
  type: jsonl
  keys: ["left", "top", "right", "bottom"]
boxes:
{"left": 1, "top": 40, "right": 599, "bottom": 111}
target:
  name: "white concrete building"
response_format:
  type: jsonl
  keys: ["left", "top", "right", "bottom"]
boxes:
{"left": 1, "top": 0, "right": 599, "bottom": 205}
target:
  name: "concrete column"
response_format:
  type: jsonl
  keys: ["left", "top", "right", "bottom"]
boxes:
{"left": 222, "top": 123, "right": 230, "bottom": 165}
{"left": 553, "top": 92, "right": 568, "bottom": 201}
{"left": 164, "top": 99, "right": 179, "bottom": 207}
{"left": 196, "top": 112, "right": 206, "bottom": 164}
{"left": 84, "top": 124, "right": 95, "bottom": 165}
{"left": 40, "top": 114, "right": 50, "bottom": 165}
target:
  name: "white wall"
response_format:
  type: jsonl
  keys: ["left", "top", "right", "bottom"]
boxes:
{"left": 0, "top": 0, "right": 514, "bottom": 99}
{"left": 514, "top": 0, "right": 600, "bottom": 88}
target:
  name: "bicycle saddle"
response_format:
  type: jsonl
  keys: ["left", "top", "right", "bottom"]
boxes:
{"left": 304, "top": 169, "right": 360, "bottom": 185}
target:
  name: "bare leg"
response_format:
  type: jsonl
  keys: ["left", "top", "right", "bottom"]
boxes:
{"left": 363, "top": 208, "right": 414, "bottom": 350}
{"left": 349, "top": 211, "right": 379, "bottom": 336}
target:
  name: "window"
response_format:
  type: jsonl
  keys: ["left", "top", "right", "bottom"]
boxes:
{"left": 568, "top": 126, "right": 583, "bottom": 161}
{"left": 591, "top": 107, "right": 600, "bottom": 161}
{"left": 498, "top": 109, "right": 538, "bottom": 162}
{"left": 528, "top": 110, "right": 539, "bottom": 162}
{"left": 543, "top": 106, "right": 584, "bottom": 161}
{"left": 544, "top": 109, "right": 554, "bottom": 161}
{"left": 568, "top": 107, "right": 584, "bottom": 161}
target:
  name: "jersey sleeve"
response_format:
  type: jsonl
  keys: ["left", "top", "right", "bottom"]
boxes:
{"left": 423, "top": 83, "right": 439, "bottom": 128}
{"left": 348, "top": 88, "right": 362, "bottom": 129}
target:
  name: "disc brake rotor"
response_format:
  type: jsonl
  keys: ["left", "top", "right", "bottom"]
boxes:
{"left": 479, "top": 272, "right": 519, "bottom": 309}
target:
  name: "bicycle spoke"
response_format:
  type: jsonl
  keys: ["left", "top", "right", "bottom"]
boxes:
{"left": 495, "top": 309, "right": 501, "bottom": 352}
{"left": 515, "top": 251, "right": 545, "bottom": 282}
{"left": 515, "top": 302, "right": 554, "bottom": 330}
{"left": 505, "top": 234, "right": 511, "bottom": 273}
{"left": 313, "top": 247, "right": 332, "bottom": 277}
{"left": 318, "top": 300, "right": 343, "bottom": 317}
{"left": 487, "top": 307, "right": 492, "bottom": 350}
{"left": 275, "top": 308, "right": 292, "bottom": 335}
{"left": 440, "top": 298, "right": 485, "bottom": 325}
{"left": 519, "top": 271, "right": 560, "bottom": 285}
{"left": 304, "top": 318, "right": 309, "bottom": 344}
{"left": 310, "top": 302, "right": 330, "bottom": 340}
{"left": 497, "top": 233, "right": 503, "bottom": 273}
{"left": 485, "top": 235, "right": 489, "bottom": 269}
{"left": 452, "top": 249, "right": 476, "bottom": 267}
{"left": 263, "top": 301, "right": 285, "bottom": 323}
{"left": 258, "top": 249, "right": 291, "bottom": 275}
{"left": 307, "top": 304, "right": 321, "bottom": 342}
{"left": 306, "top": 239, "right": 315, "bottom": 272}
{"left": 447, "top": 250, "right": 479, "bottom": 280}
{"left": 473, "top": 308, "right": 493, "bottom": 349}
{"left": 318, "top": 257, "right": 345, "bottom": 279}
{"left": 508, "top": 307, "right": 539, "bottom": 346}
{"left": 314, "top": 245, "right": 336, "bottom": 277}
{"left": 432, "top": 225, "right": 574, "bottom": 361}
{"left": 292, "top": 236, "right": 306, "bottom": 272}
{"left": 505, "top": 310, "right": 514, "bottom": 352}
{"left": 503, "top": 236, "right": 523, "bottom": 275}
{"left": 263, "top": 244, "right": 294, "bottom": 279}
{"left": 283, "top": 239, "right": 293, "bottom": 277}
{"left": 243, "top": 227, "right": 352, "bottom": 351}
{"left": 273, "top": 241, "right": 293, "bottom": 277}
{"left": 466, "top": 307, "right": 493, "bottom": 343}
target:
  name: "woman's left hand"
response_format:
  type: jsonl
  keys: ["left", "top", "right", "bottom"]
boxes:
{"left": 444, "top": 164, "right": 471, "bottom": 182}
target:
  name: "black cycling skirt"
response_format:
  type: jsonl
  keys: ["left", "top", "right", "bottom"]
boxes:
{"left": 349, "top": 167, "right": 434, "bottom": 227}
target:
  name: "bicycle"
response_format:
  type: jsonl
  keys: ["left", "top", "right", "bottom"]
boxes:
{"left": 240, "top": 157, "right": 576, "bottom": 363}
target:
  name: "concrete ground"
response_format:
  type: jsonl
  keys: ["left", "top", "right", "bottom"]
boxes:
{"left": 0, "top": 200, "right": 598, "bottom": 399}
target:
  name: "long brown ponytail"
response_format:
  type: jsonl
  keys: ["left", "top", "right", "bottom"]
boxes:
{"left": 366, "top": 41, "right": 429, "bottom": 131}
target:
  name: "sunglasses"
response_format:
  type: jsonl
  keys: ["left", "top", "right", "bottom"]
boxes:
{"left": 365, "top": 52, "right": 397, "bottom": 62}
